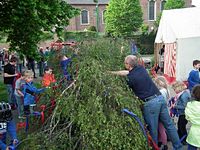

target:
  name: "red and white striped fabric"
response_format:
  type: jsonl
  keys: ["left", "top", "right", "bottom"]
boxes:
{"left": 164, "top": 43, "right": 177, "bottom": 80}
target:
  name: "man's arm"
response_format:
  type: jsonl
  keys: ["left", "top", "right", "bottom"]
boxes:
{"left": 108, "top": 70, "right": 129, "bottom": 76}
{"left": 4, "top": 73, "right": 17, "bottom": 77}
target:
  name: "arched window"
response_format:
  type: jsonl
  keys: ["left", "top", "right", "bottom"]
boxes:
{"left": 81, "top": 9, "right": 89, "bottom": 25}
{"left": 102, "top": 10, "right": 106, "bottom": 24}
{"left": 161, "top": 0, "right": 166, "bottom": 11}
{"left": 148, "top": 0, "right": 156, "bottom": 21}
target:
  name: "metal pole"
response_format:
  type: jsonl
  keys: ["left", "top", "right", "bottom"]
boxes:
{"left": 96, "top": 3, "right": 99, "bottom": 34}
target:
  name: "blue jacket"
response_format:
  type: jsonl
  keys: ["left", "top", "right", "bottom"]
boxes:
{"left": 23, "top": 82, "right": 45, "bottom": 106}
{"left": 175, "top": 90, "right": 191, "bottom": 115}
{"left": 0, "top": 120, "right": 17, "bottom": 150}
{"left": 60, "top": 58, "right": 72, "bottom": 80}
{"left": 188, "top": 70, "right": 200, "bottom": 91}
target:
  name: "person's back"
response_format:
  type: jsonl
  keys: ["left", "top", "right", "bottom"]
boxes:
{"left": 172, "top": 81, "right": 191, "bottom": 144}
{"left": 60, "top": 55, "right": 72, "bottom": 80}
{"left": 0, "top": 102, "right": 18, "bottom": 150}
{"left": 185, "top": 85, "right": 200, "bottom": 149}
{"left": 175, "top": 90, "right": 191, "bottom": 115}
{"left": 127, "top": 65, "right": 160, "bottom": 100}
{"left": 188, "top": 60, "right": 200, "bottom": 91}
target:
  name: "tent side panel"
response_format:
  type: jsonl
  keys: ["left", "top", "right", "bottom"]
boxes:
{"left": 176, "top": 37, "right": 200, "bottom": 81}
{"left": 154, "top": 43, "right": 163, "bottom": 64}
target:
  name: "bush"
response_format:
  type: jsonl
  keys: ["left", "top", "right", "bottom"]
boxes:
{"left": 87, "top": 26, "right": 97, "bottom": 32}
{"left": 64, "top": 31, "right": 97, "bottom": 42}
{"left": 25, "top": 38, "right": 147, "bottom": 149}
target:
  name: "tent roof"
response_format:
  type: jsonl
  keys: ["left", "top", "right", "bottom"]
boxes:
{"left": 155, "top": 7, "right": 200, "bottom": 43}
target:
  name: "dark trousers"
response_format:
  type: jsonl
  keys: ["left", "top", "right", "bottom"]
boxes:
{"left": 38, "top": 61, "right": 44, "bottom": 76}
{"left": 24, "top": 105, "right": 30, "bottom": 115}
{"left": 177, "top": 115, "right": 188, "bottom": 142}
{"left": 188, "top": 144, "right": 197, "bottom": 150}
{"left": 28, "top": 61, "right": 36, "bottom": 77}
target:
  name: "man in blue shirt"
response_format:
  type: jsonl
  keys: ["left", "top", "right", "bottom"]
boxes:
{"left": 110, "top": 55, "right": 182, "bottom": 149}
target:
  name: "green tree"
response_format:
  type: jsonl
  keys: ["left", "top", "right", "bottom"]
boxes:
{"left": 155, "top": 0, "right": 185, "bottom": 27}
{"left": 0, "top": 0, "right": 79, "bottom": 57}
{"left": 164, "top": 0, "right": 185, "bottom": 10}
{"left": 105, "top": 0, "right": 143, "bottom": 38}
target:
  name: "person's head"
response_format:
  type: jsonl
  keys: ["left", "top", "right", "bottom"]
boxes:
{"left": 9, "top": 57, "right": 17, "bottom": 65}
{"left": 24, "top": 70, "right": 34, "bottom": 83}
{"left": 154, "top": 76, "right": 168, "bottom": 90}
{"left": 20, "top": 71, "right": 27, "bottom": 80}
{"left": 191, "top": 84, "right": 200, "bottom": 101}
{"left": 44, "top": 66, "right": 53, "bottom": 74}
{"left": 172, "top": 81, "right": 187, "bottom": 93}
{"left": 124, "top": 55, "right": 138, "bottom": 70}
{"left": 193, "top": 60, "right": 200, "bottom": 69}
{"left": 39, "top": 47, "right": 43, "bottom": 52}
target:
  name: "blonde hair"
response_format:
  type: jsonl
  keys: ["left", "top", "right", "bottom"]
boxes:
{"left": 154, "top": 76, "right": 169, "bottom": 98}
{"left": 172, "top": 81, "right": 187, "bottom": 93}
{"left": 24, "top": 70, "right": 34, "bottom": 79}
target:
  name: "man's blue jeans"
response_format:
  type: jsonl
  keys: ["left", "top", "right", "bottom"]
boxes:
{"left": 143, "top": 95, "right": 183, "bottom": 150}
{"left": 6, "top": 84, "right": 16, "bottom": 104}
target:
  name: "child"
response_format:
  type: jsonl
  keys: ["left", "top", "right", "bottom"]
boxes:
{"left": 60, "top": 55, "right": 72, "bottom": 80}
{"left": 171, "top": 81, "right": 191, "bottom": 144}
{"left": 188, "top": 60, "right": 200, "bottom": 91}
{"left": 154, "top": 76, "right": 169, "bottom": 150}
{"left": 185, "top": 85, "right": 200, "bottom": 149}
{"left": 42, "top": 66, "right": 56, "bottom": 87}
{"left": 23, "top": 70, "right": 45, "bottom": 115}
{"left": 14, "top": 71, "right": 26, "bottom": 118}
{"left": 0, "top": 102, "right": 18, "bottom": 150}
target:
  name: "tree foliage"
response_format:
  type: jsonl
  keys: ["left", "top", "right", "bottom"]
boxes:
{"left": 155, "top": 0, "right": 185, "bottom": 28}
{"left": 164, "top": 0, "right": 185, "bottom": 10}
{"left": 0, "top": 0, "right": 79, "bottom": 57}
{"left": 105, "top": 0, "right": 143, "bottom": 38}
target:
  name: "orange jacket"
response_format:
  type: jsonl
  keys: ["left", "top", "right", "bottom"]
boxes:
{"left": 42, "top": 73, "right": 56, "bottom": 87}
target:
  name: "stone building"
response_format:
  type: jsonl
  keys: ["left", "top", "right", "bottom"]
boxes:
{"left": 66, "top": 0, "right": 192, "bottom": 32}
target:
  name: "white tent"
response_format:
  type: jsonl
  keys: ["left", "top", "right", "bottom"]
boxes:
{"left": 155, "top": 7, "right": 200, "bottom": 81}
{"left": 192, "top": 0, "right": 200, "bottom": 7}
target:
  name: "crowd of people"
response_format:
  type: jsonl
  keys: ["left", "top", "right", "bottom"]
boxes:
{"left": 0, "top": 46, "right": 74, "bottom": 150}
{"left": 111, "top": 56, "right": 200, "bottom": 150}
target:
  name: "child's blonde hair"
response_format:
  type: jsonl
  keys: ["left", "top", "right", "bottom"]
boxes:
{"left": 172, "top": 81, "right": 187, "bottom": 93}
{"left": 154, "top": 76, "right": 169, "bottom": 98}
{"left": 24, "top": 70, "right": 34, "bottom": 79}
{"left": 154, "top": 76, "right": 168, "bottom": 90}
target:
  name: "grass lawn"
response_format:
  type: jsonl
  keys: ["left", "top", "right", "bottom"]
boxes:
{"left": 0, "top": 81, "right": 8, "bottom": 102}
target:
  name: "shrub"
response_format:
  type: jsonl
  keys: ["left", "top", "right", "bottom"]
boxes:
{"left": 87, "top": 26, "right": 97, "bottom": 32}
{"left": 24, "top": 38, "right": 147, "bottom": 149}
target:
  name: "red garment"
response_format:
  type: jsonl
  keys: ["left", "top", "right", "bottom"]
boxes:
{"left": 42, "top": 73, "right": 56, "bottom": 87}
